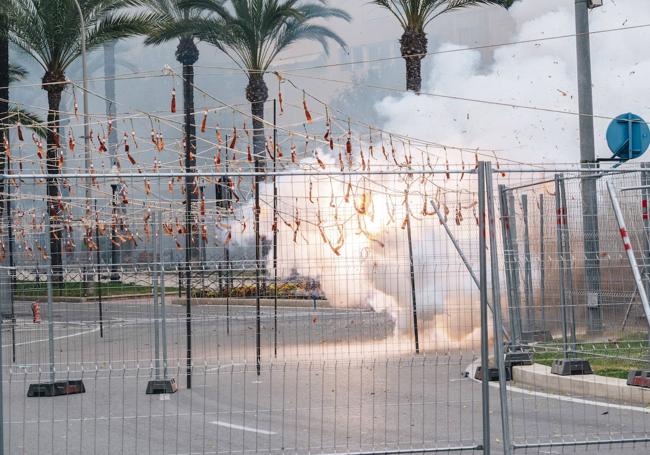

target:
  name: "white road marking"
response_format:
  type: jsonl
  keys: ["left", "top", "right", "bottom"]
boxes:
{"left": 210, "top": 421, "right": 276, "bottom": 435}
{"left": 2, "top": 326, "right": 100, "bottom": 348}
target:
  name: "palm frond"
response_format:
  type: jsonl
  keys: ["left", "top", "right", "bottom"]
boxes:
{"left": 372, "top": 0, "right": 508, "bottom": 31}
{"left": 9, "top": 105, "right": 47, "bottom": 138}
{"left": 180, "top": 0, "right": 349, "bottom": 74}
{"left": 8, "top": 64, "right": 28, "bottom": 83}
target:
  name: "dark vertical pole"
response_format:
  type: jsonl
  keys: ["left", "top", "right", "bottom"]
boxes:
{"left": 273, "top": 100, "right": 278, "bottom": 358}
{"left": 183, "top": 63, "right": 194, "bottom": 390}
{"left": 254, "top": 136, "right": 262, "bottom": 376}
{"left": 405, "top": 191, "right": 419, "bottom": 354}
{"left": 7, "top": 160, "right": 16, "bottom": 362}
{"left": 478, "top": 163, "right": 490, "bottom": 455}
{"left": 110, "top": 182, "right": 119, "bottom": 281}
{"left": 555, "top": 175, "right": 569, "bottom": 360}
{"left": 223, "top": 137, "right": 230, "bottom": 335}
{"left": 499, "top": 185, "right": 516, "bottom": 346}
{"left": 94, "top": 201, "right": 104, "bottom": 338}
{"left": 539, "top": 194, "right": 546, "bottom": 337}
{"left": 521, "top": 194, "right": 534, "bottom": 332}
{"left": 559, "top": 177, "right": 577, "bottom": 351}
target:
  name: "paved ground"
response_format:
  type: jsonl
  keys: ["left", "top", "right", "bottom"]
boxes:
{"left": 1, "top": 298, "right": 649, "bottom": 454}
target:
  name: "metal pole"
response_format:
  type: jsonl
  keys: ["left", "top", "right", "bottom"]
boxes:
{"left": 641, "top": 164, "right": 650, "bottom": 311}
{"left": 273, "top": 100, "right": 278, "bottom": 358}
{"left": 6, "top": 159, "right": 16, "bottom": 362}
{"left": 539, "top": 194, "right": 546, "bottom": 336}
{"left": 183, "top": 75, "right": 194, "bottom": 391}
{"left": 254, "top": 143, "right": 262, "bottom": 377}
{"left": 606, "top": 181, "right": 650, "bottom": 328}
{"left": 405, "top": 192, "right": 419, "bottom": 354}
{"left": 559, "top": 177, "right": 577, "bottom": 350}
{"left": 94, "top": 202, "right": 103, "bottom": 338}
{"left": 478, "top": 162, "right": 490, "bottom": 455}
{"left": 575, "top": 0, "right": 603, "bottom": 334}
{"left": 499, "top": 185, "right": 517, "bottom": 343}
{"left": 431, "top": 198, "right": 479, "bottom": 288}
{"left": 46, "top": 265, "right": 55, "bottom": 383}
{"left": 430, "top": 197, "right": 510, "bottom": 341}
{"left": 484, "top": 162, "right": 512, "bottom": 455}
{"left": 159, "top": 214, "right": 169, "bottom": 379}
{"left": 555, "top": 175, "right": 569, "bottom": 360}
{"left": 505, "top": 191, "right": 523, "bottom": 343}
{"left": 506, "top": 192, "right": 523, "bottom": 343}
{"left": 72, "top": 0, "right": 92, "bottom": 293}
{"left": 223, "top": 137, "right": 231, "bottom": 336}
{"left": 152, "top": 212, "right": 161, "bottom": 380}
{"left": 521, "top": 194, "right": 534, "bottom": 333}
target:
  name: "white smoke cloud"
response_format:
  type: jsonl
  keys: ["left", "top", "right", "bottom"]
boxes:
{"left": 235, "top": 0, "right": 650, "bottom": 351}
{"left": 377, "top": 0, "right": 650, "bottom": 163}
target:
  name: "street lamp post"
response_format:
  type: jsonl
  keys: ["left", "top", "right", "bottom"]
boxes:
{"left": 72, "top": 0, "right": 92, "bottom": 293}
{"left": 575, "top": 0, "right": 603, "bottom": 333}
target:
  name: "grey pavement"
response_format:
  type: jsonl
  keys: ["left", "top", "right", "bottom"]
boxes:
{"left": 1, "top": 299, "right": 649, "bottom": 454}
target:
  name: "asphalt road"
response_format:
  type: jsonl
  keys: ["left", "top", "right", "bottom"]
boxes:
{"left": 1, "top": 299, "right": 649, "bottom": 454}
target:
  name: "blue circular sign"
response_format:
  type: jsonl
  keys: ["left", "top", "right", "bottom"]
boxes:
{"left": 606, "top": 113, "right": 650, "bottom": 161}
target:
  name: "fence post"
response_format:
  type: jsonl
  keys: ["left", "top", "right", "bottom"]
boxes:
{"left": 507, "top": 192, "right": 523, "bottom": 343}
{"left": 521, "top": 194, "right": 534, "bottom": 334}
{"left": 47, "top": 265, "right": 55, "bottom": 383}
{"left": 539, "top": 194, "right": 546, "bottom": 335}
{"left": 485, "top": 162, "right": 512, "bottom": 455}
{"left": 499, "top": 185, "right": 518, "bottom": 344}
{"left": 478, "top": 162, "right": 491, "bottom": 455}
{"left": 152, "top": 211, "right": 161, "bottom": 380}
{"left": 555, "top": 175, "right": 570, "bottom": 359}
{"left": 559, "top": 176, "right": 577, "bottom": 350}
{"left": 159, "top": 214, "right": 169, "bottom": 379}
{"left": 641, "top": 163, "right": 650, "bottom": 303}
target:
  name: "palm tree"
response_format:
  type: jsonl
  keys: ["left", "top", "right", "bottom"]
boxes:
{"left": 154, "top": 0, "right": 351, "bottom": 171}
{"left": 2, "top": 0, "right": 153, "bottom": 279}
{"left": 143, "top": 0, "right": 218, "bottom": 271}
{"left": 371, "top": 0, "right": 510, "bottom": 93}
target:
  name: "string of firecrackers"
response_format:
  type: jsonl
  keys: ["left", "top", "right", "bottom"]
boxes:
{"left": 1, "top": 80, "right": 482, "bottom": 261}
{"left": 277, "top": 73, "right": 516, "bottom": 164}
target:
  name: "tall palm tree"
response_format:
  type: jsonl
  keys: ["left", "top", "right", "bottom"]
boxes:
{"left": 371, "top": 0, "right": 510, "bottom": 93}
{"left": 2, "top": 0, "right": 152, "bottom": 279}
{"left": 154, "top": 0, "right": 351, "bottom": 171}
{"left": 143, "top": 0, "right": 219, "bottom": 268}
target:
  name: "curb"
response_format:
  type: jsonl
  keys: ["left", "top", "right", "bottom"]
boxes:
{"left": 512, "top": 363, "right": 650, "bottom": 406}
{"left": 169, "top": 297, "right": 330, "bottom": 308}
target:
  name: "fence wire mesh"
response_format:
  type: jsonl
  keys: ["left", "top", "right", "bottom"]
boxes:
{"left": 2, "top": 164, "right": 650, "bottom": 454}
{"left": 496, "top": 166, "right": 650, "bottom": 453}
{"left": 0, "top": 168, "right": 487, "bottom": 454}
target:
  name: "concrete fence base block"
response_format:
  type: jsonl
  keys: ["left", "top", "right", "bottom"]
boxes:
{"left": 551, "top": 358, "right": 593, "bottom": 376}
{"left": 627, "top": 370, "right": 650, "bottom": 389}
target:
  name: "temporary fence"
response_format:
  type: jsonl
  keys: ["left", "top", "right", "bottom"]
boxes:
{"left": 1, "top": 163, "right": 649, "bottom": 454}
{"left": 495, "top": 164, "right": 650, "bottom": 453}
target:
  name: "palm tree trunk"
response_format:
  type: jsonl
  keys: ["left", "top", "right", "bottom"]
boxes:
{"left": 400, "top": 30, "right": 428, "bottom": 93}
{"left": 404, "top": 57, "right": 422, "bottom": 93}
{"left": 246, "top": 74, "right": 268, "bottom": 172}
{"left": 44, "top": 81, "right": 65, "bottom": 282}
